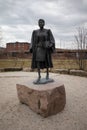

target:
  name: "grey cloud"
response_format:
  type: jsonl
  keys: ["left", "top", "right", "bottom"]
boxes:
{"left": 0, "top": 0, "right": 35, "bottom": 24}
{"left": 0, "top": 0, "right": 87, "bottom": 49}
{"left": 62, "top": 0, "right": 87, "bottom": 15}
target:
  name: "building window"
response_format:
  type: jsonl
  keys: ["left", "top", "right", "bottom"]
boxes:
{"left": 14, "top": 43, "right": 15, "bottom": 48}
{"left": 22, "top": 43, "right": 24, "bottom": 48}
{"left": 18, "top": 44, "right": 20, "bottom": 48}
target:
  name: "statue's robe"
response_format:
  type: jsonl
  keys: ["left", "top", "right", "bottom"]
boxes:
{"left": 30, "top": 28, "right": 55, "bottom": 69}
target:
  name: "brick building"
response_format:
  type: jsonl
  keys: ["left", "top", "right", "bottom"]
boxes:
{"left": 6, "top": 42, "right": 30, "bottom": 52}
{"left": 0, "top": 47, "right": 5, "bottom": 52}
{"left": 54, "top": 48, "right": 87, "bottom": 59}
{"left": 0, "top": 42, "right": 87, "bottom": 59}
{"left": 5, "top": 42, "right": 30, "bottom": 57}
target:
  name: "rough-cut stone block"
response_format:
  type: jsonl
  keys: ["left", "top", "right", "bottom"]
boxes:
{"left": 53, "top": 69, "right": 69, "bottom": 74}
{"left": 16, "top": 80, "right": 66, "bottom": 117}
{"left": 70, "top": 69, "right": 87, "bottom": 77}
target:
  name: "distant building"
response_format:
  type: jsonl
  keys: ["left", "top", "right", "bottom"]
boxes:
{"left": 55, "top": 48, "right": 87, "bottom": 59}
{"left": 0, "top": 42, "right": 87, "bottom": 59}
{"left": 0, "top": 47, "right": 5, "bottom": 52}
{"left": 0, "top": 47, "right": 6, "bottom": 58}
{"left": 6, "top": 42, "right": 30, "bottom": 53}
{"left": 5, "top": 42, "right": 30, "bottom": 57}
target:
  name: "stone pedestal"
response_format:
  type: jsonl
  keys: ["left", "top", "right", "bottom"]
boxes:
{"left": 16, "top": 80, "right": 66, "bottom": 117}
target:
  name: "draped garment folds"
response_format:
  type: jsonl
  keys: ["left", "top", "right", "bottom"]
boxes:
{"left": 30, "top": 29, "right": 55, "bottom": 69}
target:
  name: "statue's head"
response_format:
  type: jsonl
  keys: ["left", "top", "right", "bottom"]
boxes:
{"left": 38, "top": 19, "right": 45, "bottom": 28}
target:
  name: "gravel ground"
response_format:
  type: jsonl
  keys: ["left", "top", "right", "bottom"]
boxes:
{"left": 0, "top": 71, "right": 87, "bottom": 130}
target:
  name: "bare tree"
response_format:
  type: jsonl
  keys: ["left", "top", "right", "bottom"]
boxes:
{"left": 0, "top": 27, "right": 4, "bottom": 57}
{"left": 0, "top": 27, "right": 3, "bottom": 47}
{"left": 75, "top": 27, "right": 87, "bottom": 69}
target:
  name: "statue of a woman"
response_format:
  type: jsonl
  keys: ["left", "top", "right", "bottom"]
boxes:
{"left": 30, "top": 19, "right": 55, "bottom": 84}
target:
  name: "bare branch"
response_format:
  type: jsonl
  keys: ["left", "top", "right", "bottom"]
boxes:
{"left": 74, "top": 26, "right": 87, "bottom": 69}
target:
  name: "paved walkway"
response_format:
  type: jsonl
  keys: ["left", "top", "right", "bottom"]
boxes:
{"left": 0, "top": 72, "right": 87, "bottom": 130}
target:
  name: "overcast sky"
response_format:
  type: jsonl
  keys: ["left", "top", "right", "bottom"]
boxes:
{"left": 0, "top": 0, "right": 87, "bottom": 48}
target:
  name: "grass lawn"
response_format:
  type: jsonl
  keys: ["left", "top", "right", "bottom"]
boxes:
{"left": 0, "top": 59, "right": 31, "bottom": 68}
{"left": 0, "top": 58, "right": 87, "bottom": 71}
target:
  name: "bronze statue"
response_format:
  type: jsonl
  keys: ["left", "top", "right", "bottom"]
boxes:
{"left": 30, "top": 19, "right": 55, "bottom": 84}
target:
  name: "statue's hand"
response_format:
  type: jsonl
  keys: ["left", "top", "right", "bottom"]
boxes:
{"left": 45, "top": 42, "right": 53, "bottom": 48}
{"left": 48, "top": 43, "right": 53, "bottom": 48}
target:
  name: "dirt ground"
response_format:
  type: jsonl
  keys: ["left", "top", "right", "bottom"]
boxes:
{"left": 0, "top": 72, "right": 87, "bottom": 130}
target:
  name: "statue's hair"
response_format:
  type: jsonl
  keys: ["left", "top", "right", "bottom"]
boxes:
{"left": 38, "top": 19, "right": 45, "bottom": 23}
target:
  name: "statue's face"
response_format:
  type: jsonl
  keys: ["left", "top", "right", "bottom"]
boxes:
{"left": 38, "top": 20, "right": 45, "bottom": 28}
